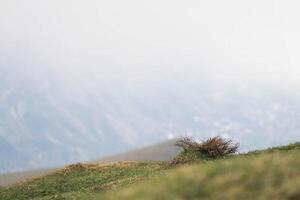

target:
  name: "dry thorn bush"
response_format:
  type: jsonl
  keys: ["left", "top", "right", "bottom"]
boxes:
{"left": 171, "top": 136, "right": 239, "bottom": 165}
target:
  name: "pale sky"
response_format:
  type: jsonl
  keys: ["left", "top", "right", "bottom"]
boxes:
{"left": 1, "top": 0, "right": 300, "bottom": 88}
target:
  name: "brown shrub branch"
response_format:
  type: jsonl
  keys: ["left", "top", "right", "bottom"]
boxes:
{"left": 175, "top": 136, "right": 239, "bottom": 159}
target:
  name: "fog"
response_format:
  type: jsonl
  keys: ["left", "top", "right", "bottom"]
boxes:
{"left": 1, "top": 0, "right": 300, "bottom": 85}
{"left": 1, "top": 0, "right": 300, "bottom": 172}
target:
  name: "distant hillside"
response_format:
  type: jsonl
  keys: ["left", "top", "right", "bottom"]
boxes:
{"left": 1, "top": 142, "right": 300, "bottom": 200}
{"left": 0, "top": 139, "right": 180, "bottom": 187}
{"left": 96, "top": 139, "right": 180, "bottom": 163}
{"left": 0, "top": 169, "right": 55, "bottom": 189}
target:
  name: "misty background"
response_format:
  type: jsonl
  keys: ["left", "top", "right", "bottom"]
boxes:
{"left": 1, "top": 0, "right": 300, "bottom": 173}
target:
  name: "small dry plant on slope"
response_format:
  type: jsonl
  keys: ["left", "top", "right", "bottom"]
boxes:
{"left": 171, "top": 136, "right": 239, "bottom": 165}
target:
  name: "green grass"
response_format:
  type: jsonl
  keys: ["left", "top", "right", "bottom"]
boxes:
{"left": 100, "top": 150, "right": 300, "bottom": 200}
{"left": 0, "top": 162, "right": 167, "bottom": 200}
{"left": 1, "top": 142, "right": 300, "bottom": 200}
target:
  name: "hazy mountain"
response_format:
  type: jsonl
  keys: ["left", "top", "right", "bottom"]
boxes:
{"left": 1, "top": 66, "right": 300, "bottom": 173}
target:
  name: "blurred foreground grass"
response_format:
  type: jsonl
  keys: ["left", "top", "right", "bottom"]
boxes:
{"left": 100, "top": 149, "right": 300, "bottom": 200}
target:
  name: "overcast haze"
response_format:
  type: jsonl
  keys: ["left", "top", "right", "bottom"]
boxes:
{"left": 2, "top": 0, "right": 300, "bottom": 85}
{"left": 1, "top": 1, "right": 300, "bottom": 172}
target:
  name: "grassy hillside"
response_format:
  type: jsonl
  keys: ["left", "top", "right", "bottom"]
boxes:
{"left": 1, "top": 142, "right": 300, "bottom": 200}
{"left": 0, "top": 162, "right": 168, "bottom": 200}
{"left": 100, "top": 146, "right": 300, "bottom": 200}
{"left": 0, "top": 140, "right": 179, "bottom": 188}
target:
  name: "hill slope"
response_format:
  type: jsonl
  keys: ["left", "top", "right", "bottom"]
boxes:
{"left": 1, "top": 142, "right": 300, "bottom": 200}
{"left": 100, "top": 145, "right": 300, "bottom": 200}
{"left": 0, "top": 140, "right": 179, "bottom": 187}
